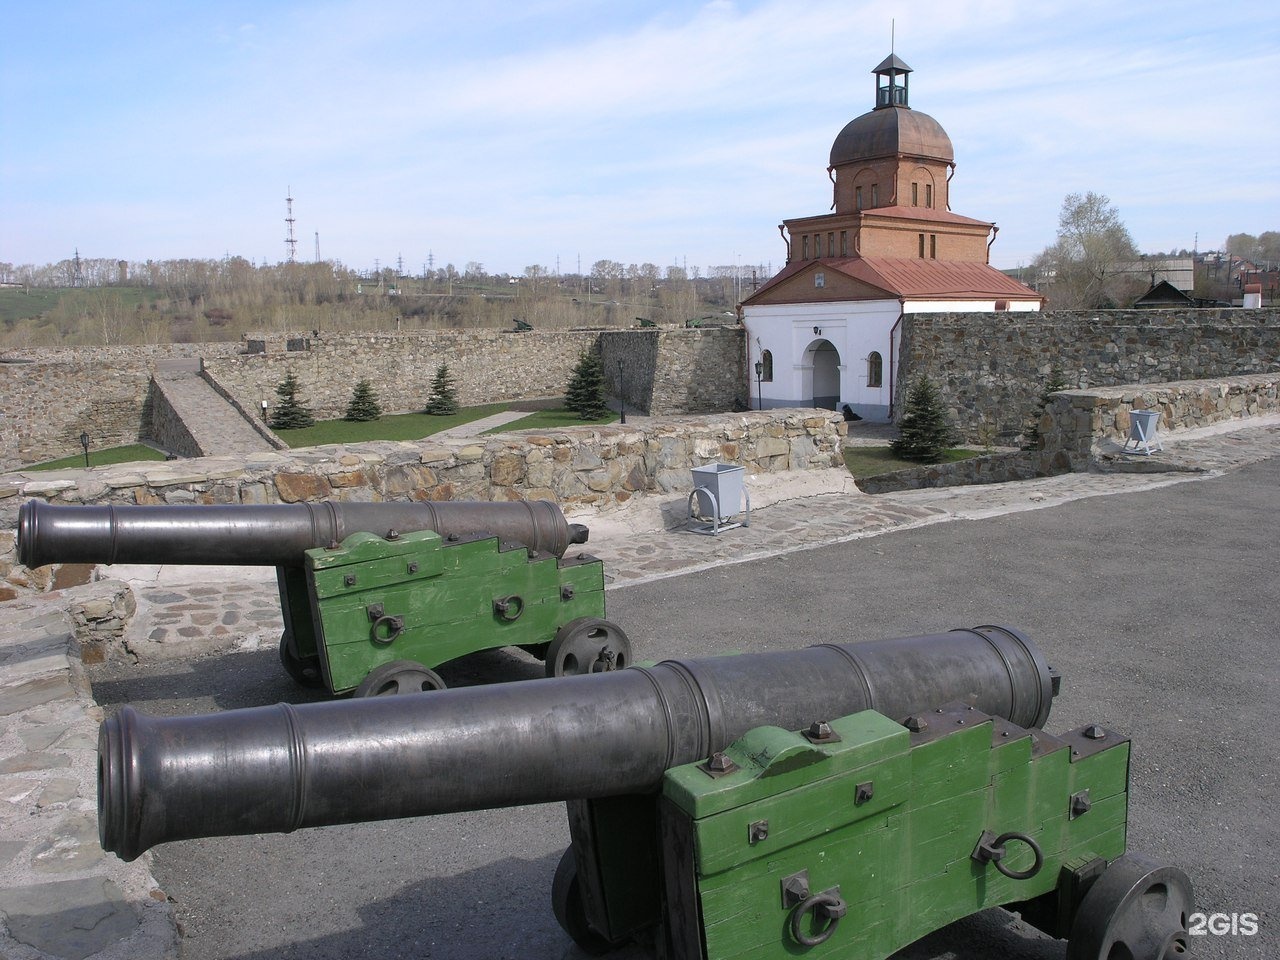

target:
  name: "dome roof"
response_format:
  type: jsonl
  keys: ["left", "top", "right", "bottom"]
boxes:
{"left": 829, "top": 107, "right": 954, "bottom": 167}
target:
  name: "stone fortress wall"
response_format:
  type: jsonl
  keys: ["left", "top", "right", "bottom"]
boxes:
{"left": 2, "top": 307, "right": 1277, "bottom": 472}
{"left": 897, "top": 307, "right": 1280, "bottom": 443}
{"left": 0, "top": 327, "right": 745, "bottom": 470}
{"left": 0, "top": 343, "right": 244, "bottom": 470}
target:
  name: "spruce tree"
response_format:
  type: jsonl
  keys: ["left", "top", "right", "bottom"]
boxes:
{"left": 1023, "top": 364, "right": 1070, "bottom": 449}
{"left": 564, "top": 351, "right": 608, "bottom": 420}
{"left": 891, "top": 375, "right": 955, "bottom": 463}
{"left": 423, "top": 363, "right": 459, "bottom": 416}
{"left": 344, "top": 379, "right": 382, "bottom": 422}
{"left": 270, "top": 370, "right": 315, "bottom": 430}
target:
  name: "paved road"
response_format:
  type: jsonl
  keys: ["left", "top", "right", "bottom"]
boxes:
{"left": 87, "top": 456, "right": 1279, "bottom": 960}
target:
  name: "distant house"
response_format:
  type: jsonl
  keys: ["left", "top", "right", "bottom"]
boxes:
{"left": 1134, "top": 279, "right": 1194, "bottom": 308}
{"left": 741, "top": 54, "right": 1042, "bottom": 420}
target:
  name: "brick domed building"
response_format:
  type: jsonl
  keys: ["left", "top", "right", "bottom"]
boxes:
{"left": 741, "top": 54, "right": 1042, "bottom": 419}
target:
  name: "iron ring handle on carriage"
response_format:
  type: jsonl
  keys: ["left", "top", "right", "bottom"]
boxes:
{"left": 788, "top": 892, "right": 848, "bottom": 947}
{"left": 368, "top": 614, "right": 405, "bottom": 645}
{"left": 973, "top": 830, "right": 1044, "bottom": 881}
{"left": 493, "top": 595, "right": 525, "bottom": 622}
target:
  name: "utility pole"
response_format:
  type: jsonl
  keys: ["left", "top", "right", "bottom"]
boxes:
{"left": 284, "top": 187, "right": 297, "bottom": 262}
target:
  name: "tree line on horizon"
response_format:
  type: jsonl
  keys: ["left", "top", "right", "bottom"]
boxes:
{"left": 3, "top": 195, "right": 1273, "bottom": 347}
{"left": 0, "top": 256, "right": 769, "bottom": 349}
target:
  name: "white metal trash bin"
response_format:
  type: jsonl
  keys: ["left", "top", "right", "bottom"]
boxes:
{"left": 1123, "top": 409, "right": 1163, "bottom": 455}
{"left": 688, "top": 463, "right": 751, "bottom": 535}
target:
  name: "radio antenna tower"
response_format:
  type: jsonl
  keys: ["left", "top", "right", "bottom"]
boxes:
{"left": 284, "top": 187, "right": 298, "bottom": 262}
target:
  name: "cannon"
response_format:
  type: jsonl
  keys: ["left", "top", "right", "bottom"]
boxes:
{"left": 95, "top": 625, "right": 1192, "bottom": 958}
{"left": 18, "top": 498, "right": 630, "bottom": 694}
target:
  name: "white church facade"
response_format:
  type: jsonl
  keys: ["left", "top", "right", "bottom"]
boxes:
{"left": 741, "top": 54, "right": 1043, "bottom": 420}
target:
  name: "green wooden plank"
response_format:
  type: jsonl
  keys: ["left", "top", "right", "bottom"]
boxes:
{"left": 692, "top": 752, "right": 909, "bottom": 877}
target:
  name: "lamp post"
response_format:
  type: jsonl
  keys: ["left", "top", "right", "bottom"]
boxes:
{"left": 79, "top": 432, "right": 90, "bottom": 468}
{"left": 260, "top": 400, "right": 269, "bottom": 421}
{"left": 754, "top": 360, "right": 764, "bottom": 411}
{"left": 617, "top": 360, "right": 626, "bottom": 425}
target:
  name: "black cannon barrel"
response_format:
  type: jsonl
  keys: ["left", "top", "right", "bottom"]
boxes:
{"left": 99, "top": 625, "right": 1054, "bottom": 861}
{"left": 18, "top": 498, "right": 588, "bottom": 568}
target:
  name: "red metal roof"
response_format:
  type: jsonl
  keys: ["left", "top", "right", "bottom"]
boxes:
{"left": 844, "top": 257, "right": 1042, "bottom": 300}
{"left": 744, "top": 256, "right": 1042, "bottom": 304}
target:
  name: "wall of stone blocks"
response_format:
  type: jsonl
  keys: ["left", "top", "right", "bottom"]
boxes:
{"left": 897, "top": 308, "right": 1280, "bottom": 443}
{"left": 203, "top": 326, "right": 748, "bottom": 422}
{"left": 1, "top": 328, "right": 748, "bottom": 470}
{"left": 598, "top": 326, "right": 747, "bottom": 416}
{"left": 144, "top": 379, "right": 202, "bottom": 458}
{"left": 1035, "top": 373, "right": 1280, "bottom": 473}
{"left": 1, "top": 408, "right": 846, "bottom": 596}
{"left": 0, "top": 344, "right": 243, "bottom": 470}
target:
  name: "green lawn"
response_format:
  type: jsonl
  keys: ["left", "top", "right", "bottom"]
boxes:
{"left": 843, "top": 445, "right": 980, "bottom": 478}
{"left": 25, "top": 444, "right": 168, "bottom": 471}
{"left": 483, "top": 408, "right": 619, "bottom": 433}
{"left": 272, "top": 404, "right": 511, "bottom": 448}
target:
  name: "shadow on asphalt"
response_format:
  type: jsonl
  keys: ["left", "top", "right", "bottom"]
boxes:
{"left": 87, "top": 645, "right": 548, "bottom": 715}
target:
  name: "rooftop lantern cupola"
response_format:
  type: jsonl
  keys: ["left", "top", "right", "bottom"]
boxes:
{"left": 874, "top": 53, "right": 911, "bottom": 109}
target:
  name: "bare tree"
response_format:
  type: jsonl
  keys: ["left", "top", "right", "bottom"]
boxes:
{"left": 1034, "top": 192, "right": 1140, "bottom": 308}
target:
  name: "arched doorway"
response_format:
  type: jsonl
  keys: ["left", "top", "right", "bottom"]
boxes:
{"left": 803, "top": 339, "right": 841, "bottom": 409}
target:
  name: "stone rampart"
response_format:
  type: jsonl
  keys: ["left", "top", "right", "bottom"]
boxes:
{"left": 1036, "top": 372, "right": 1280, "bottom": 473}
{"left": 0, "top": 344, "right": 243, "bottom": 469}
{"left": 898, "top": 308, "right": 1280, "bottom": 442}
{"left": 145, "top": 378, "right": 202, "bottom": 458}
{"left": 598, "top": 326, "right": 746, "bottom": 415}
{"left": 1, "top": 328, "right": 748, "bottom": 470}
{"left": 204, "top": 330, "right": 604, "bottom": 420}
{"left": 857, "top": 373, "right": 1280, "bottom": 494}
{"left": 1, "top": 408, "right": 845, "bottom": 595}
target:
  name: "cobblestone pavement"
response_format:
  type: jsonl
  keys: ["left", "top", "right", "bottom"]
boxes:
{"left": 0, "top": 414, "right": 1277, "bottom": 960}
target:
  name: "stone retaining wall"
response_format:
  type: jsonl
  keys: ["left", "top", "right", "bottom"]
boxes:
{"left": 144, "top": 378, "right": 202, "bottom": 457}
{"left": 857, "top": 373, "right": 1280, "bottom": 493}
{"left": 0, "top": 344, "right": 243, "bottom": 469}
{"left": 0, "top": 409, "right": 846, "bottom": 595}
{"left": 599, "top": 326, "right": 747, "bottom": 415}
{"left": 1035, "top": 372, "right": 1280, "bottom": 473}
{"left": 898, "top": 308, "right": 1280, "bottom": 443}
{"left": 1, "top": 328, "right": 748, "bottom": 470}
{"left": 204, "top": 330, "right": 603, "bottom": 421}
{"left": 854, "top": 451, "right": 1038, "bottom": 494}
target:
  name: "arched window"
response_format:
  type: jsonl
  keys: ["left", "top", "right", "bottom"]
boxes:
{"left": 867, "top": 351, "right": 882, "bottom": 388}
{"left": 760, "top": 350, "right": 774, "bottom": 382}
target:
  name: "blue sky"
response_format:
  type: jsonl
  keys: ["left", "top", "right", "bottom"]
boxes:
{"left": 2, "top": 0, "right": 1277, "bottom": 276}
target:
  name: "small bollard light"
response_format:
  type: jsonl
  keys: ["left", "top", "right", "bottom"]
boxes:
{"left": 79, "top": 432, "right": 90, "bottom": 468}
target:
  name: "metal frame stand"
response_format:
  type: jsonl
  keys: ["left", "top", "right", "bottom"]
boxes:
{"left": 1122, "top": 410, "right": 1163, "bottom": 456}
{"left": 687, "top": 486, "right": 751, "bottom": 535}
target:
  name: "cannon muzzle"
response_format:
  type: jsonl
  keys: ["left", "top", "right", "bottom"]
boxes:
{"left": 18, "top": 499, "right": 588, "bottom": 568}
{"left": 99, "top": 625, "right": 1054, "bottom": 861}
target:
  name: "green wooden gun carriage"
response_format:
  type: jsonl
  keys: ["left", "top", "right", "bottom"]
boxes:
{"left": 97, "top": 625, "right": 1192, "bottom": 959}
{"left": 18, "top": 498, "right": 631, "bottom": 695}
